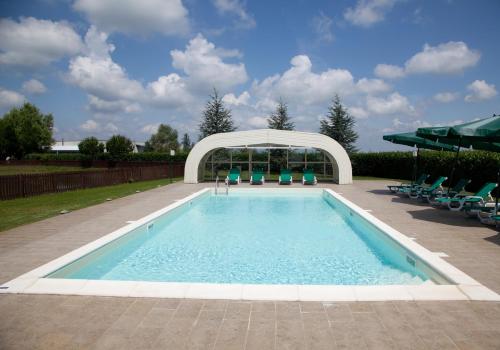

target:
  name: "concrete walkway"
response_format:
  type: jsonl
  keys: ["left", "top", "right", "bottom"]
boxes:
{"left": 1, "top": 180, "right": 500, "bottom": 349}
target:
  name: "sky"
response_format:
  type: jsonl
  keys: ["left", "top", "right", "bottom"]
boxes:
{"left": 0, "top": 0, "right": 499, "bottom": 151}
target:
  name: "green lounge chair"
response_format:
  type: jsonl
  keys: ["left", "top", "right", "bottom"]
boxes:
{"left": 388, "top": 174, "right": 429, "bottom": 193}
{"left": 409, "top": 176, "right": 447, "bottom": 200}
{"left": 226, "top": 168, "right": 241, "bottom": 185}
{"left": 279, "top": 169, "right": 293, "bottom": 185}
{"left": 250, "top": 168, "right": 265, "bottom": 185}
{"left": 446, "top": 182, "right": 498, "bottom": 211}
{"left": 302, "top": 168, "right": 317, "bottom": 185}
{"left": 431, "top": 178, "right": 471, "bottom": 206}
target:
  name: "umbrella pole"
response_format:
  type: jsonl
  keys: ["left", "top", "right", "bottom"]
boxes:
{"left": 413, "top": 147, "right": 420, "bottom": 185}
{"left": 448, "top": 138, "right": 462, "bottom": 195}
{"left": 496, "top": 169, "right": 499, "bottom": 214}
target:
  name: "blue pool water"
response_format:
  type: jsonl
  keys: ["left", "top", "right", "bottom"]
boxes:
{"left": 49, "top": 190, "right": 428, "bottom": 285}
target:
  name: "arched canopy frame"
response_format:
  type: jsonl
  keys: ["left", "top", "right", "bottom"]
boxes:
{"left": 184, "top": 129, "right": 353, "bottom": 184}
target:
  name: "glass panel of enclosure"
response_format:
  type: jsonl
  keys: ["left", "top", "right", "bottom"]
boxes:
{"left": 203, "top": 146, "right": 334, "bottom": 182}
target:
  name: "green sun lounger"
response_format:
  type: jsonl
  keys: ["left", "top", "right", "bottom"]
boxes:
{"left": 279, "top": 169, "right": 293, "bottom": 185}
{"left": 302, "top": 168, "right": 317, "bottom": 185}
{"left": 388, "top": 174, "right": 429, "bottom": 193}
{"left": 250, "top": 168, "right": 265, "bottom": 185}
{"left": 446, "top": 182, "right": 498, "bottom": 211}
{"left": 431, "top": 178, "right": 471, "bottom": 205}
{"left": 226, "top": 168, "right": 241, "bottom": 184}
{"left": 409, "top": 176, "right": 447, "bottom": 200}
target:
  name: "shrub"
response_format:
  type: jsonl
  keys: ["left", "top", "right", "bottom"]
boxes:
{"left": 351, "top": 150, "right": 500, "bottom": 192}
{"left": 106, "top": 135, "right": 134, "bottom": 160}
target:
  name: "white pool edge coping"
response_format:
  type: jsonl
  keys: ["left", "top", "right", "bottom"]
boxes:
{"left": 1, "top": 187, "right": 499, "bottom": 302}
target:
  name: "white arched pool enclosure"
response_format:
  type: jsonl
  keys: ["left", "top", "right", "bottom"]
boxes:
{"left": 184, "top": 129, "right": 352, "bottom": 184}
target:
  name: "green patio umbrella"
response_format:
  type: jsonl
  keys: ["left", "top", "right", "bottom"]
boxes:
{"left": 417, "top": 114, "right": 500, "bottom": 201}
{"left": 383, "top": 132, "right": 457, "bottom": 184}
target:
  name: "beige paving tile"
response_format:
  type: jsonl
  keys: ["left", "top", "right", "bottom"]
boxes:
{"left": 213, "top": 319, "right": 248, "bottom": 350}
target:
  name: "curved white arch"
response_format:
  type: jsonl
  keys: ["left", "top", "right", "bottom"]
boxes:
{"left": 184, "top": 129, "right": 352, "bottom": 184}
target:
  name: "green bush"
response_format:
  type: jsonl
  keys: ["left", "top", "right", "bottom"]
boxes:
{"left": 25, "top": 151, "right": 189, "bottom": 162}
{"left": 351, "top": 150, "right": 500, "bottom": 192}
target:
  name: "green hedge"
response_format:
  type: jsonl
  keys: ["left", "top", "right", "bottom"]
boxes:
{"left": 25, "top": 152, "right": 189, "bottom": 162}
{"left": 351, "top": 150, "right": 500, "bottom": 192}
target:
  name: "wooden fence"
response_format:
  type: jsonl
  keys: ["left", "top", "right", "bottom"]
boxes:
{"left": 0, "top": 163, "right": 184, "bottom": 200}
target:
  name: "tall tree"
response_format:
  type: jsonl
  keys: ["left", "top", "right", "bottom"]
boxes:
{"left": 199, "top": 89, "right": 236, "bottom": 139}
{"left": 181, "top": 133, "right": 193, "bottom": 151}
{"left": 78, "top": 137, "right": 104, "bottom": 159}
{"left": 267, "top": 99, "right": 294, "bottom": 130}
{"left": 106, "top": 135, "right": 134, "bottom": 159}
{"left": 0, "top": 103, "right": 54, "bottom": 159}
{"left": 144, "top": 124, "right": 179, "bottom": 152}
{"left": 320, "top": 95, "right": 358, "bottom": 153}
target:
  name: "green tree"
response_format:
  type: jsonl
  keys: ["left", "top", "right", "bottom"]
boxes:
{"left": 320, "top": 95, "right": 358, "bottom": 153}
{"left": 199, "top": 89, "right": 236, "bottom": 139}
{"left": 106, "top": 135, "right": 134, "bottom": 159}
{"left": 181, "top": 133, "right": 193, "bottom": 151}
{"left": 144, "top": 124, "right": 179, "bottom": 152}
{"left": 0, "top": 103, "right": 54, "bottom": 158}
{"left": 78, "top": 137, "right": 104, "bottom": 159}
{"left": 267, "top": 99, "right": 294, "bottom": 130}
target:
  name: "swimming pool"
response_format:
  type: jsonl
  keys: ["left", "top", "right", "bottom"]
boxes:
{"left": 48, "top": 189, "right": 427, "bottom": 285}
{"left": 2, "top": 188, "right": 498, "bottom": 301}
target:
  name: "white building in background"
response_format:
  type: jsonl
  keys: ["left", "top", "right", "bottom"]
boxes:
{"left": 50, "top": 140, "right": 145, "bottom": 153}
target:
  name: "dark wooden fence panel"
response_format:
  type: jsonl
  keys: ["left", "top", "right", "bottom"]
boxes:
{"left": 0, "top": 159, "right": 183, "bottom": 168}
{"left": 0, "top": 163, "right": 184, "bottom": 200}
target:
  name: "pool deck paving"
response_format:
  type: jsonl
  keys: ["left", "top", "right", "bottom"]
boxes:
{"left": 1, "top": 180, "right": 500, "bottom": 349}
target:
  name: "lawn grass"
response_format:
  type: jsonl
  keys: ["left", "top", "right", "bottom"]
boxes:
{"left": 0, "top": 177, "right": 181, "bottom": 232}
{"left": 0, "top": 165, "right": 104, "bottom": 176}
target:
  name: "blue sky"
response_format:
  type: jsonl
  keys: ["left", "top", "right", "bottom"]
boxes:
{"left": 0, "top": 0, "right": 498, "bottom": 150}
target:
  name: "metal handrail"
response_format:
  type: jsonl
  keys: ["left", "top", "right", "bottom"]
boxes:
{"left": 215, "top": 176, "right": 219, "bottom": 195}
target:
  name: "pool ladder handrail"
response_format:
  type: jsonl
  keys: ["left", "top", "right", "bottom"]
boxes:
{"left": 215, "top": 176, "right": 219, "bottom": 195}
{"left": 214, "top": 176, "right": 229, "bottom": 195}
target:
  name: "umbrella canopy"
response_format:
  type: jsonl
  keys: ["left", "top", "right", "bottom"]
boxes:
{"left": 417, "top": 114, "right": 500, "bottom": 201}
{"left": 417, "top": 115, "right": 500, "bottom": 143}
{"left": 383, "top": 132, "right": 458, "bottom": 151}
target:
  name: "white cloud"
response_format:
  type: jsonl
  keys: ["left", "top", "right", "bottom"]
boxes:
{"left": 374, "top": 64, "right": 405, "bottom": 79}
{"left": 433, "top": 92, "right": 459, "bottom": 103}
{"left": 405, "top": 42, "right": 480, "bottom": 75}
{"left": 141, "top": 123, "right": 160, "bottom": 134}
{"left": 22, "top": 79, "right": 47, "bottom": 94}
{"left": 87, "top": 95, "right": 141, "bottom": 114}
{"left": 366, "top": 92, "right": 415, "bottom": 115}
{"left": 374, "top": 41, "right": 480, "bottom": 79}
{"left": 465, "top": 80, "right": 497, "bottom": 102}
{"left": 252, "top": 55, "right": 355, "bottom": 105}
{"left": 349, "top": 106, "right": 369, "bottom": 119}
{"left": 0, "top": 88, "right": 26, "bottom": 109}
{"left": 147, "top": 73, "right": 192, "bottom": 107}
{"left": 104, "top": 122, "right": 118, "bottom": 133}
{"left": 80, "top": 119, "right": 98, "bottom": 131}
{"left": 67, "top": 27, "right": 145, "bottom": 103}
{"left": 171, "top": 34, "right": 248, "bottom": 92}
{"left": 356, "top": 78, "right": 391, "bottom": 94}
{"left": 212, "top": 0, "right": 256, "bottom": 29}
{"left": 73, "top": 0, "right": 189, "bottom": 36}
{"left": 0, "top": 17, "right": 83, "bottom": 68}
{"left": 222, "top": 91, "right": 250, "bottom": 106}
{"left": 80, "top": 119, "right": 119, "bottom": 133}
{"left": 311, "top": 12, "right": 334, "bottom": 43}
{"left": 344, "top": 0, "right": 397, "bottom": 27}
{"left": 246, "top": 116, "right": 268, "bottom": 128}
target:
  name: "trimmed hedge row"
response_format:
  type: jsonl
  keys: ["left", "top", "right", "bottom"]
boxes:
{"left": 25, "top": 152, "right": 189, "bottom": 162}
{"left": 351, "top": 150, "right": 500, "bottom": 192}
